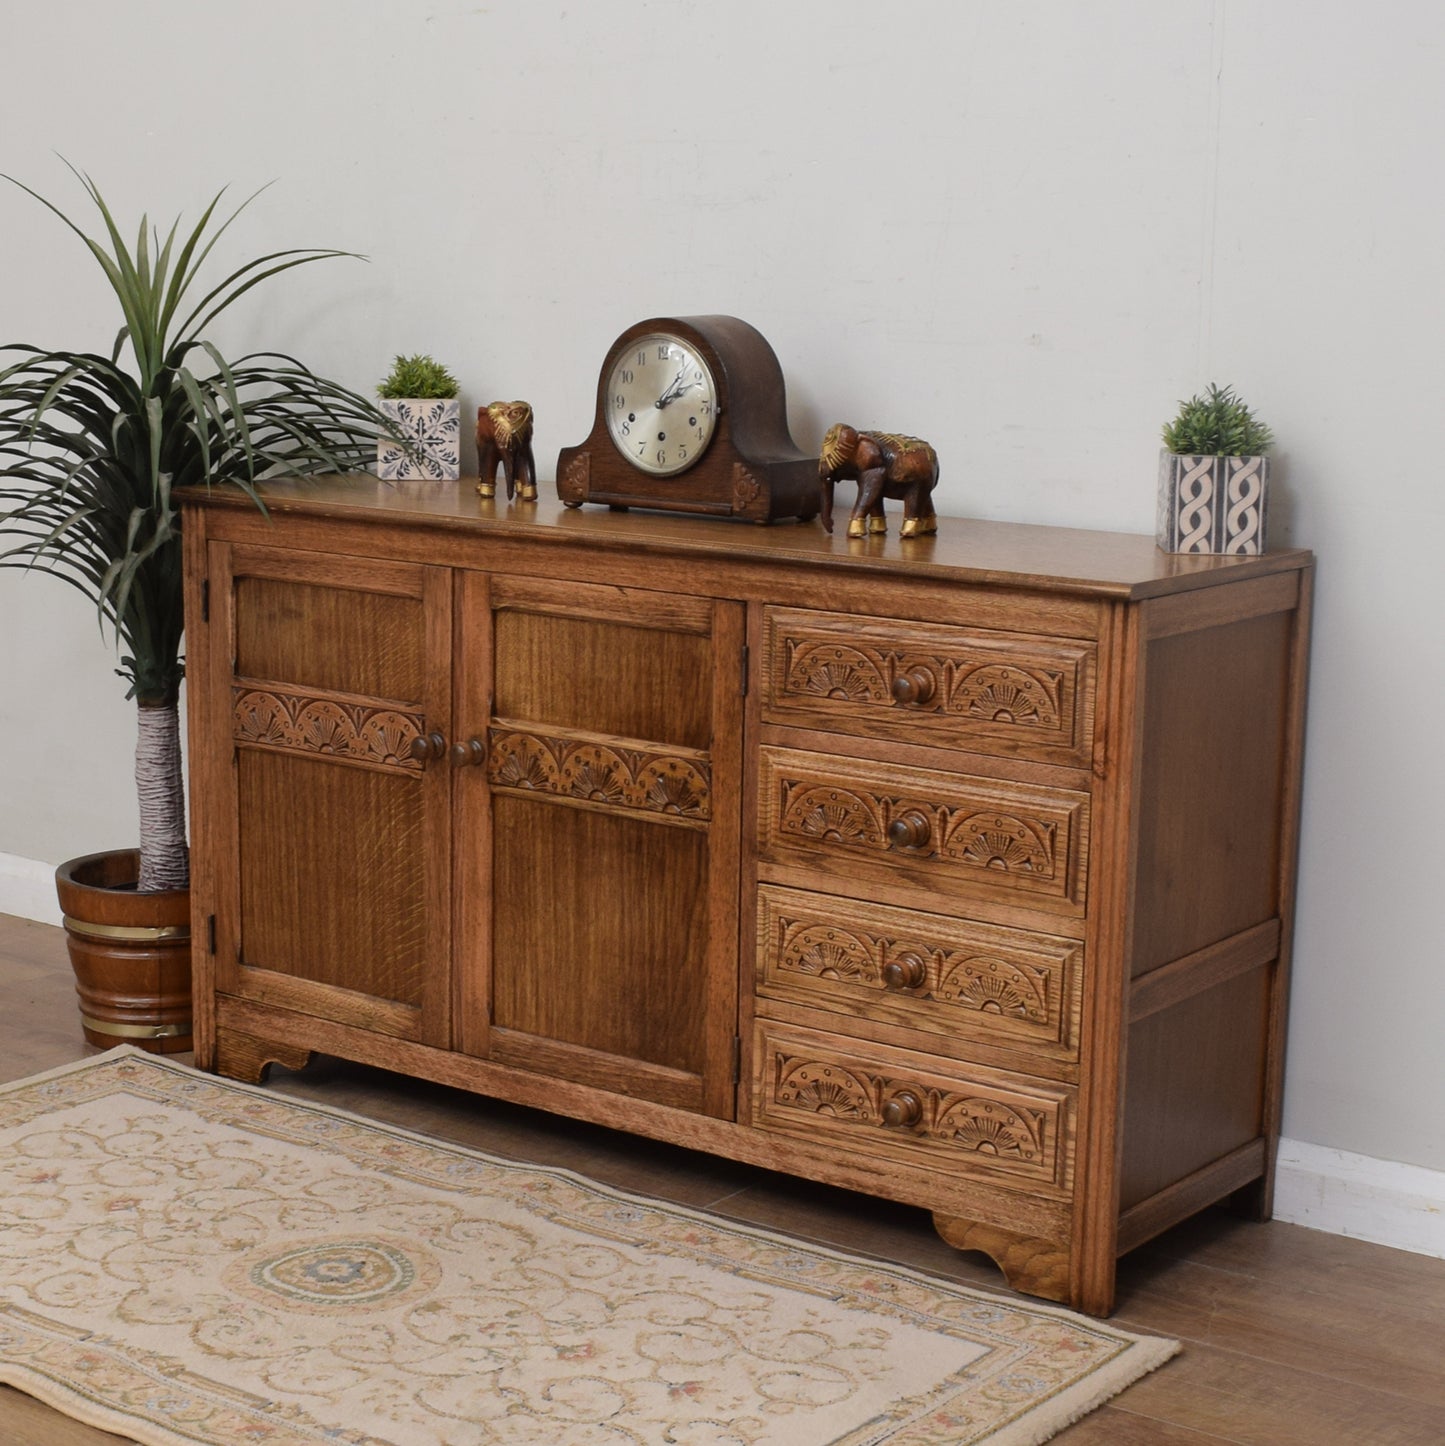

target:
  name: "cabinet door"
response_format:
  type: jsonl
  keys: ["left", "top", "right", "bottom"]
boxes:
{"left": 455, "top": 574, "right": 743, "bottom": 1118}
{"left": 204, "top": 542, "right": 452, "bottom": 1044}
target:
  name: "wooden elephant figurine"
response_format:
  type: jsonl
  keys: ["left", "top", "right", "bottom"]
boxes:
{"left": 476, "top": 400, "right": 537, "bottom": 501}
{"left": 818, "top": 424, "right": 939, "bottom": 538}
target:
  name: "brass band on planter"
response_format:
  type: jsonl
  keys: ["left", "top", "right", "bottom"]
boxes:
{"left": 80, "top": 1015, "right": 191, "bottom": 1039}
{"left": 61, "top": 916, "right": 190, "bottom": 944}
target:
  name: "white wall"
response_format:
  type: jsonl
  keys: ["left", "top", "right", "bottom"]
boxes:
{"left": 2, "top": 1, "right": 1441, "bottom": 1180}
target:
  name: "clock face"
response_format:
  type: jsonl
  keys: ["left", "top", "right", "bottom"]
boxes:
{"left": 603, "top": 332, "right": 719, "bottom": 476}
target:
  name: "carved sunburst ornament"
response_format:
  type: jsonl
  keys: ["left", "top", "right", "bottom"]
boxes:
{"left": 774, "top": 1061, "right": 871, "bottom": 1119}
{"left": 782, "top": 924, "right": 873, "bottom": 981}
{"left": 358, "top": 711, "right": 423, "bottom": 767}
{"left": 296, "top": 701, "right": 352, "bottom": 755}
{"left": 782, "top": 785, "right": 882, "bottom": 846}
{"left": 937, "top": 955, "right": 1048, "bottom": 1021}
{"left": 786, "top": 642, "right": 890, "bottom": 703}
{"left": 948, "top": 813, "right": 1054, "bottom": 875}
{"left": 489, "top": 734, "right": 561, "bottom": 792}
{"left": 955, "top": 664, "right": 1061, "bottom": 728}
{"left": 638, "top": 758, "right": 711, "bottom": 818}
{"left": 562, "top": 746, "right": 629, "bottom": 805}
{"left": 937, "top": 1098, "right": 1041, "bottom": 1160}
{"left": 233, "top": 690, "right": 293, "bottom": 747}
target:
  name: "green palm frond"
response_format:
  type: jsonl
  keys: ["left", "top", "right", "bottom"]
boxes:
{"left": 0, "top": 166, "right": 393, "bottom": 706}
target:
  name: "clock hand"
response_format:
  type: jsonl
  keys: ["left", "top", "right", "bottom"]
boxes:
{"left": 657, "top": 374, "right": 699, "bottom": 408}
{"left": 655, "top": 370, "right": 686, "bottom": 408}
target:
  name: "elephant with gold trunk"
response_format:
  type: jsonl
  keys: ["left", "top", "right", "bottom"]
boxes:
{"left": 818, "top": 425, "right": 940, "bottom": 538}
{"left": 476, "top": 400, "right": 537, "bottom": 501}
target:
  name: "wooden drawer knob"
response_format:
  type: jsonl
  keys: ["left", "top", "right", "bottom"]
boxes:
{"left": 449, "top": 737, "right": 486, "bottom": 767}
{"left": 882, "top": 953, "right": 928, "bottom": 991}
{"left": 891, "top": 668, "right": 937, "bottom": 706}
{"left": 887, "top": 810, "right": 932, "bottom": 851}
{"left": 407, "top": 731, "right": 447, "bottom": 763}
{"left": 882, "top": 1090, "right": 923, "bottom": 1129}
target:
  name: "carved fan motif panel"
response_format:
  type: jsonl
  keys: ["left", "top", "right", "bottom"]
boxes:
{"left": 762, "top": 607, "right": 1096, "bottom": 766}
{"left": 755, "top": 886, "right": 1083, "bottom": 1062}
{"left": 754, "top": 1024, "right": 1072, "bottom": 1190}
{"left": 758, "top": 748, "right": 1089, "bottom": 913}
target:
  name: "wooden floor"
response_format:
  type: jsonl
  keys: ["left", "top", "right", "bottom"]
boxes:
{"left": 2, "top": 914, "right": 1443, "bottom": 1445}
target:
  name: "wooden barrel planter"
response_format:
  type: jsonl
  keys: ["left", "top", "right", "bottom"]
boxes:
{"left": 55, "top": 848, "right": 192, "bottom": 1053}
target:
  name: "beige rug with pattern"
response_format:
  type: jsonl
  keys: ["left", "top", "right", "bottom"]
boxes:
{"left": 0, "top": 1048, "right": 1175, "bottom": 1445}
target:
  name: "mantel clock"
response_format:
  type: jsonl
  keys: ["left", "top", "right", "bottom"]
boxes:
{"left": 556, "top": 315, "right": 818, "bottom": 522}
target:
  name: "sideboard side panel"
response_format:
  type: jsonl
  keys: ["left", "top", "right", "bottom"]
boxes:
{"left": 1119, "top": 571, "right": 1309, "bottom": 1229}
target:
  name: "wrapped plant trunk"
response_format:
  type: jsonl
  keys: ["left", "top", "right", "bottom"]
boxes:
{"left": 136, "top": 700, "right": 188, "bottom": 892}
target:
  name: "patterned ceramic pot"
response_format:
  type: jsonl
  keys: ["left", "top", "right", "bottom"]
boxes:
{"left": 1156, "top": 450, "right": 1270, "bottom": 555}
{"left": 377, "top": 398, "right": 461, "bottom": 481}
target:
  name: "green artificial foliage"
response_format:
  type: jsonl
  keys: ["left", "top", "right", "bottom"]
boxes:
{"left": 1161, "top": 383, "right": 1274, "bottom": 457}
{"left": 377, "top": 353, "right": 460, "bottom": 400}
{"left": 0, "top": 162, "right": 394, "bottom": 889}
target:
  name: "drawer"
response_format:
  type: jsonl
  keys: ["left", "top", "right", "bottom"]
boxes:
{"left": 758, "top": 746, "right": 1090, "bottom": 913}
{"left": 753, "top": 1021, "right": 1073, "bottom": 1191}
{"left": 757, "top": 885, "right": 1083, "bottom": 1062}
{"left": 762, "top": 607, "right": 1095, "bottom": 766}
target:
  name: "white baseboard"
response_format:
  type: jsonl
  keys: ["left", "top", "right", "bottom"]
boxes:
{"left": 0, "top": 851, "right": 61, "bottom": 926}
{"left": 1274, "top": 1138, "right": 1445, "bottom": 1259}
{"left": 2, "top": 849, "right": 1443, "bottom": 1259}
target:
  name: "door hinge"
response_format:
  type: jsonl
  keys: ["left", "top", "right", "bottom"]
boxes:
{"left": 740, "top": 644, "right": 750, "bottom": 697}
{"left": 732, "top": 1034, "right": 742, "bottom": 1084}
{"left": 206, "top": 914, "right": 216, "bottom": 954}
{"left": 201, "top": 579, "right": 210, "bottom": 622}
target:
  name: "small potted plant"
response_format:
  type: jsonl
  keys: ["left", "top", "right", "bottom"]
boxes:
{"left": 376, "top": 353, "right": 462, "bottom": 481}
{"left": 0, "top": 164, "right": 392, "bottom": 1051}
{"left": 1157, "top": 383, "right": 1274, "bottom": 555}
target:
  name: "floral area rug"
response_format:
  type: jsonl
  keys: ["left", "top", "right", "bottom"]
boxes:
{"left": 0, "top": 1048, "right": 1176, "bottom": 1445}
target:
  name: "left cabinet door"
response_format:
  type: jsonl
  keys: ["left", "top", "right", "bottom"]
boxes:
{"left": 197, "top": 542, "right": 453, "bottom": 1045}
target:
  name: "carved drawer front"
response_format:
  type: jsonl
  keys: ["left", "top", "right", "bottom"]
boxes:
{"left": 754, "top": 1022, "right": 1072, "bottom": 1191}
{"left": 757, "top": 885, "right": 1083, "bottom": 1061}
{"left": 762, "top": 607, "right": 1095, "bottom": 765}
{"left": 758, "top": 747, "right": 1089, "bottom": 913}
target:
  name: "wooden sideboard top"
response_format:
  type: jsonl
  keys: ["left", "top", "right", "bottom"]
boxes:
{"left": 182, "top": 476, "right": 1312, "bottom": 600}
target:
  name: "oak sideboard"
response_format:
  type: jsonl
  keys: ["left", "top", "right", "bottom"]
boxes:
{"left": 181, "top": 478, "right": 1312, "bottom": 1316}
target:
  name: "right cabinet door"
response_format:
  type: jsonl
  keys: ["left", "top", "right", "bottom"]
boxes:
{"left": 455, "top": 574, "right": 744, "bottom": 1118}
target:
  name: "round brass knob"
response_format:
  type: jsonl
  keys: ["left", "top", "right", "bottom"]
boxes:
{"left": 887, "top": 810, "right": 932, "bottom": 851}
{"left": 449, "top": 738, "right": 486, "bottom": 768}
{"left": 882, "top": 1090, "right": 923, "bottom": 1129}
{"left": 882, "top": 953, "right": 928, "bottom": 991}
{"left": 891, "top": 668, "right": 937, "bottom": 706}
{"left": 407, "top": 731, "right": 446, "bottom": 763}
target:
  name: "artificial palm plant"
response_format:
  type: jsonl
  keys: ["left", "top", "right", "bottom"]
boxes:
{"left": 0, "top": 165, "right": 393, "bottom": 893}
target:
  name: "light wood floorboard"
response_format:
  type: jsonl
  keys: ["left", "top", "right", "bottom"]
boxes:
{"left": 2, "top": 913, "right": 1443, "bottom": 1444}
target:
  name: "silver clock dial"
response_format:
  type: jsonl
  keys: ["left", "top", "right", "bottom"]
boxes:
{"left": 604, "top": 333, "right": 719, "bottom": 476}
